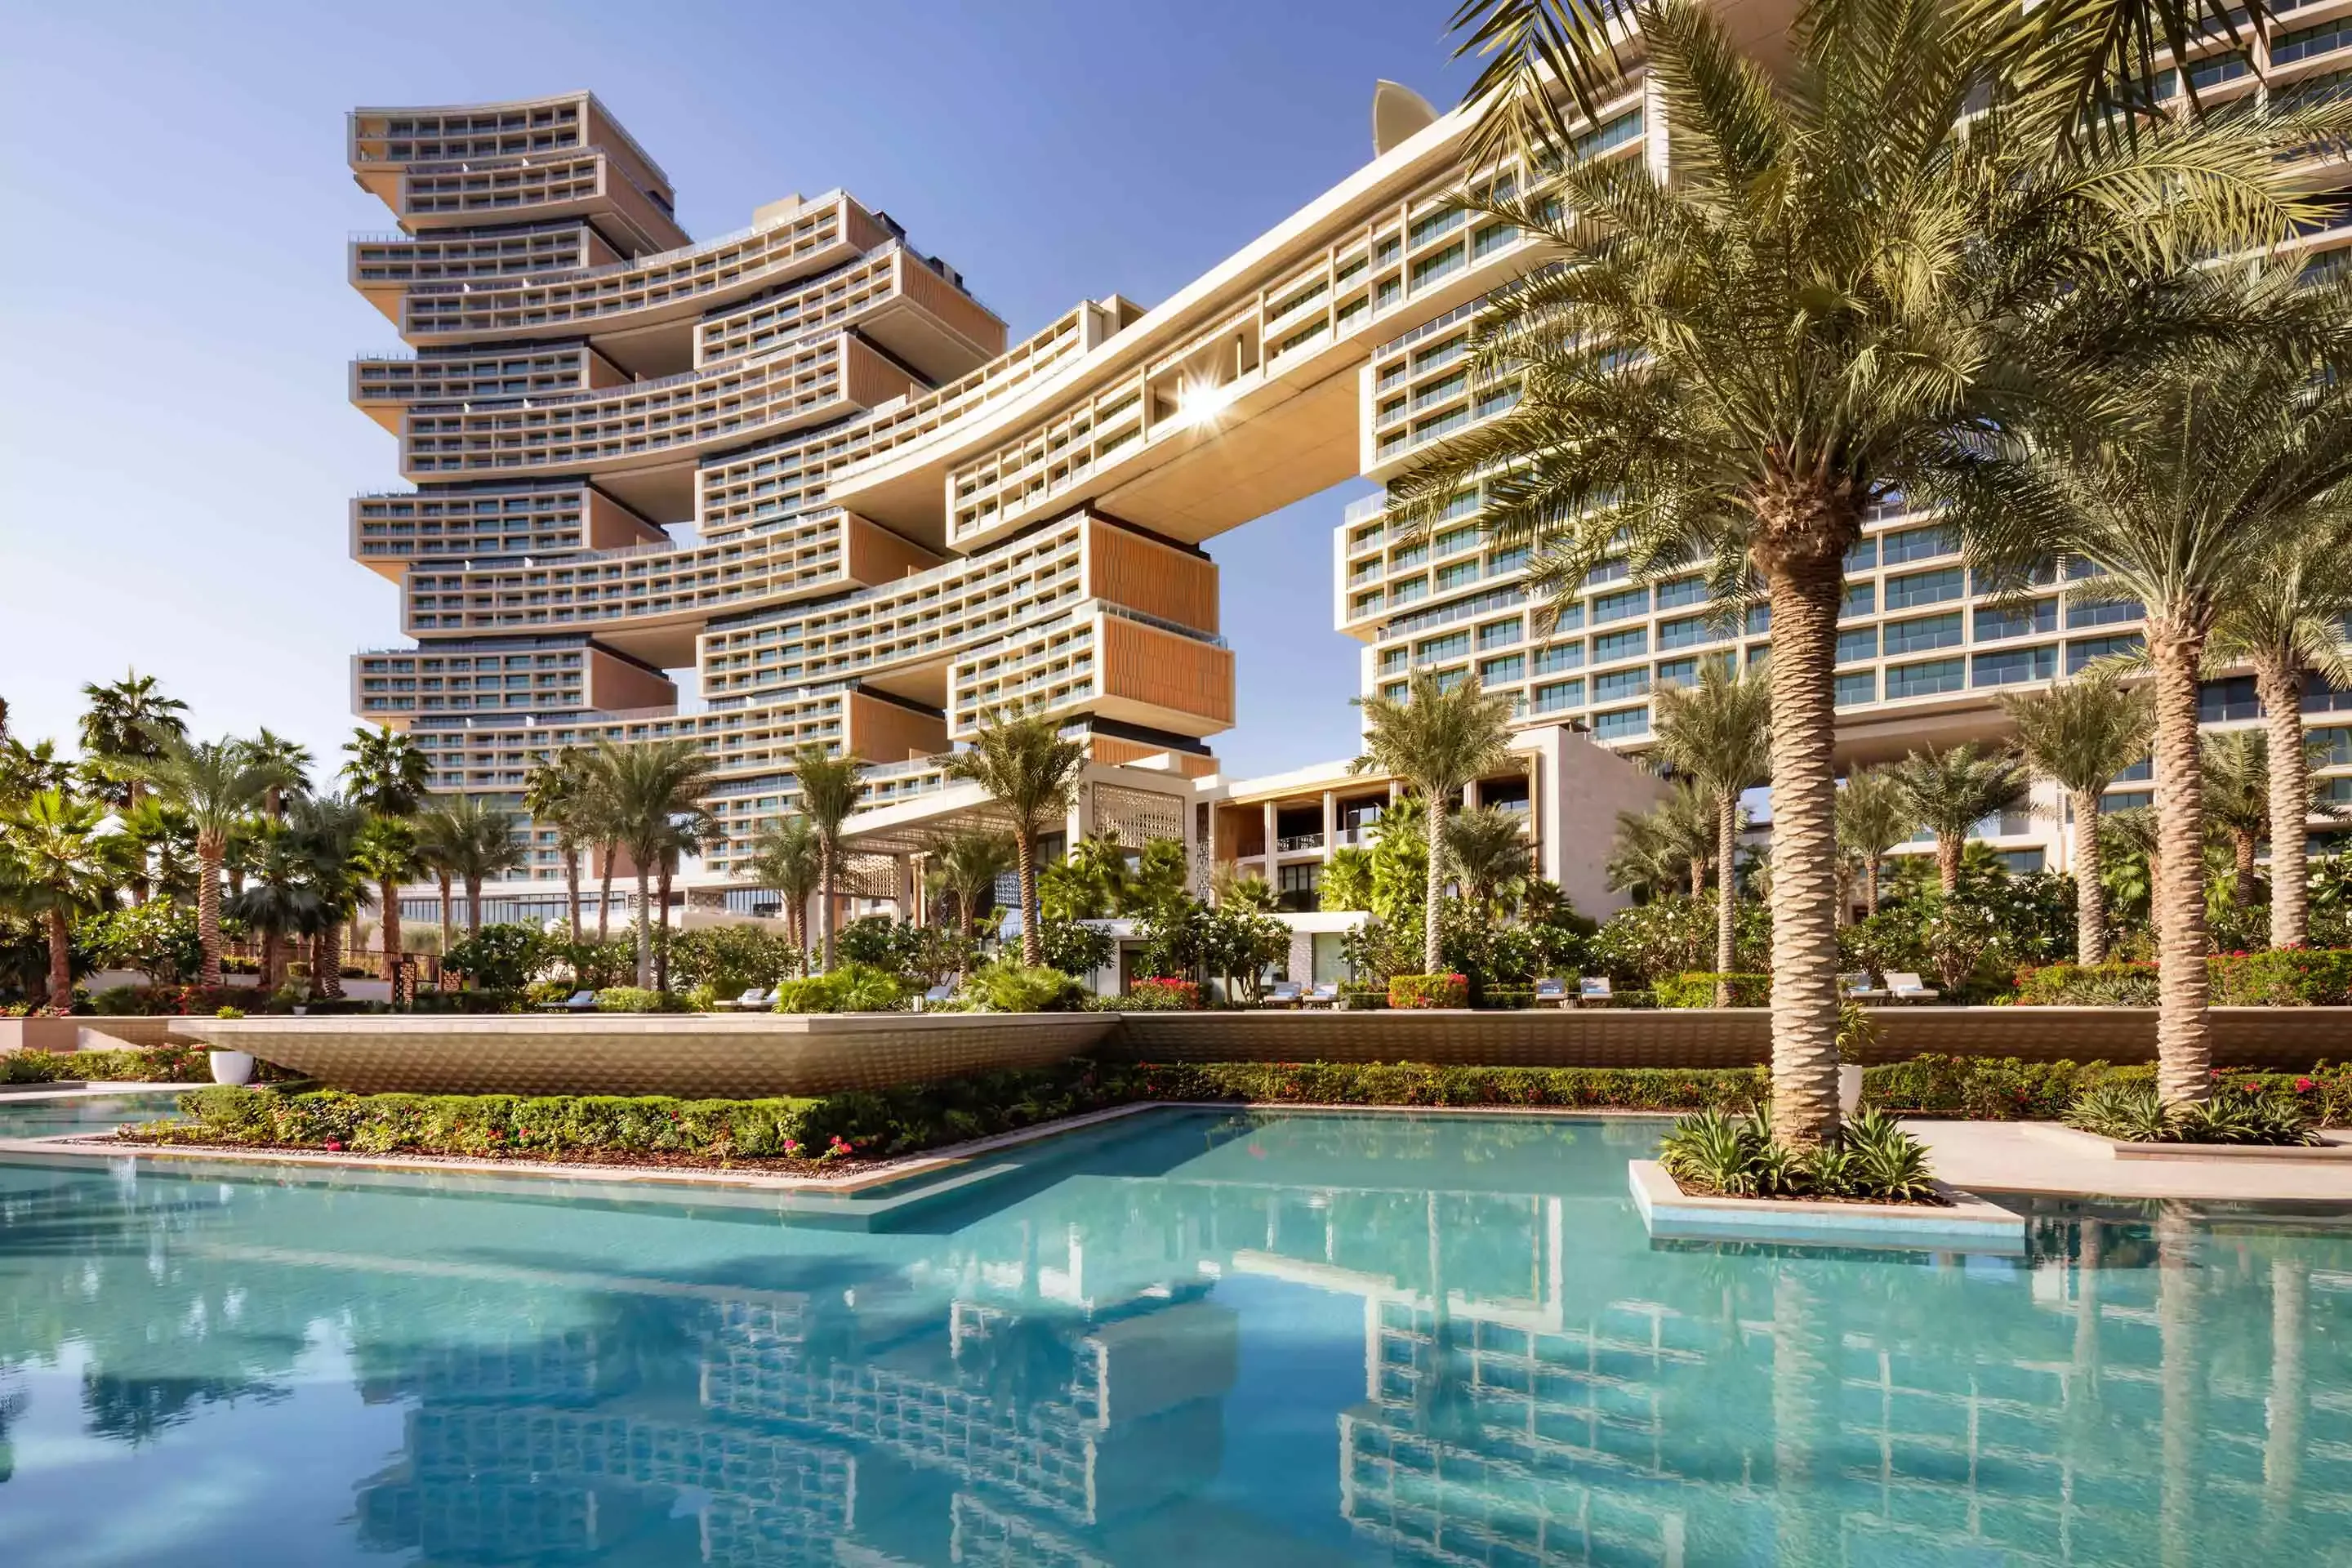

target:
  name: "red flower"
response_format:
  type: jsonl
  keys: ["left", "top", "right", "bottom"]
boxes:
{"left": 2297, "top": 1077, "right": 2315, "bottom": 1093}
{"left": 323, "top": 1139, "right": 344, "bottom": 1152}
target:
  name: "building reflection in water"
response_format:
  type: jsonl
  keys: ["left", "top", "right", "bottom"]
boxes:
{"left": 1, "top": 1111, "right": 2348, "bottom": 1566}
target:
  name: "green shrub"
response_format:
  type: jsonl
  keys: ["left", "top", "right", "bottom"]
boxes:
{"left": 1477, "top": 989, "right": 1535, "bottom": 1010}
{"left": 1339, "top": 985, "right": 1389, "bottom": 1011}
{"left": 441, "top": 924, "right": 550, "bottom": 992}
{"left": 1656, "top": 1106, "right": 1940, "bottom": 1201}
{"left": 2209, "top": 949, "right": 2352, "bottom": 1005}
{"left": 1655, "top": 972, "right": 1773, "bottom": 1009}
{"left": 408, "top": 989, "right": 525, "bottom": 1014}
{"left": 2011, "top": 962, "right": 2160, "bottom": 1006}
{"left": 2, "top": 1045, "right": 221, "bottom": 1085}
{"left": 595, "top": 987, "right": 688, "bottom": 1013}
{"left": 962, "top": 961, "right": 1086, "bottom": 1013}
{"left": 2065, "top": 1079, "right": 2325, "bottom": 1146}
{"left": 772, "top": 962, "right": 906, "bottom": 1014}
{"left": 1388, "top": 973, "right": 1468, "bottom": 1009}
{"left": 1120, "top": 977, "right": 1201, "bottom": 1011}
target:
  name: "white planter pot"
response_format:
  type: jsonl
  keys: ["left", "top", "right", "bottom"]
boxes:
{"left": 1838, "top": 1063, "right": 1865, "bottom": 1116}
{"left": 208, "top": 1050, "right": 256, "bottom": 1087}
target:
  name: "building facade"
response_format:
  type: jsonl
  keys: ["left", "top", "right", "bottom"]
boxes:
{"left": 347, "top": 41, "right": 2352, "bottom": 930}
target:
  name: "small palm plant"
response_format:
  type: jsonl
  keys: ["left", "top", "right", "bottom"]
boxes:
{"left": 1351, "top": 670, "right": 1516, "bottom": 973}
{"left": 2001, "top": 673, "right": 2154, "bottom": 964}
{"left": 925, "top": 828, "right": 1017, "bottom": 949}
{"left": 790, "top": 742, "right": 866, "bottom": 973}
{"left": 1835, "top": 768, "right": 1913, "bottom": 919}
{"left": 584, "top": 739, "right": 715, "bottom": 987}
{"left": 0, "top": 790, "right": 136, "bottom": 1008}
{"left": 523, "top": 750, "right": 593, "bottom": 942}
{"left": 1606, "top": 779, "right": 1720, "bottom": 902}
{"left": 742, "top": 814, "right": 822, "bottom": 969}
{"left": 1442, "top": 804, "right": 1534, "bottom": 924}
{"left": 2201, "top": 730, "right": 2274, "bottom": 903}
{"left": 143, "top": 737, "right": 274, "bottom": 986}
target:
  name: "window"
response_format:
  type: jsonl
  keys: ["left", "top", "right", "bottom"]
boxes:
{"left": 2067, "top": 633, "right": 2143, "bottom": 673}
{"left": 1593, "top": 626, "right": 1648, "bottom": 662}
{"left": 1595, "top": 706, "right": 1650, "bottom": 739}
{"left": 1887, "top": 657, "right": 1966, "bottom": 698}
{"left": 1655, "top": 657, "right": 1699, "bottom": 688}
{"left": 1886, "top": 567, "right": 1965, "bottom": 609}
{"left": 1410, "top": 243, "right": 1465, "bottom": 287}
{"left": 1415, "top": 630, "right": 1470, "bottom": 664}
{"left": 1436, "top": 560, "right": 1479, "bottom": 591}
{"left": 1971, "top": 644, "right": 2056, "bottom": 686}
{"left": 1659, "top": 614, "right": 1722, "bottom": 650}
{"left": 1884, "top": 612, "right": 1963, "bottom": 655}
{"left": 1746, "top": 644, "right": 1771, "bottom": 669}
{"left": 1477, "top": 617, "right": 1522, "bottom": 650}
{"left": 1532, "top": 678, "right": 1584, "bottom": 712}
{"left": 1844, "top": 537, "right": 1879, "bottom": 570}
{"left": 1656, "top": 576, "right": 1706, "bottom": 609}
{"left": 1596, "top": 666, "right": 1650, "bottom": 702}
{"left": 1352, "top": 590, "right": 1383, "bottom": 617}
{"left": 1746, "top": 604, "right": 1772, "bottom": 635}
{"left": 1390, "top": 542, "right": 1429, "bottom": 569}
{"left": 1479, "top": 653, "right": 1524, "bottom": 685}
{"left": 2112, "top": 758, "right": 2154, "bottom": 782}
{"left": 1882, "top": 523, "right": 1958, "bottom": 564}
{"left": 1835, "top": 670, "right": 1878, "bottom": 706}
{"left": 1842, "top": 581, "right": 1877, "bottom": 617}
{"left": 1993, "top": 849, "right": 2047, "bottom": 875}
{"left": 1837, "top": 626, "right": 1878, "bottom": 664}
{"left": 1379, "top": 647, "right": 1408, "bottom": 675}
{"left": 2104, "top": 789, "right": 2153, "bottom": 813}
{"left": 1976, "top": 600, "right": 2056, "bottom": 640}
{"left": 2066, "top": 596, "right": 2143, "bottom": 628}
{"left": 1532, "top": 641, "right": 1584, "bottom": 674}
{"left": 2199, "top": 675, "right": 2261, "bottom": 723}
{"left": 1433, "top": 524, "right": 1479, "bottom": 556}
{"left": 1592, "top": 586, "right": 1650, "bottom": 623}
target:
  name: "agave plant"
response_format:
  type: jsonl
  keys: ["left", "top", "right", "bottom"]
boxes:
{"left": 1657, "top": 1110, "right": 1766, "bottom": 1196}
{"left": 2065, "top": 1080, "right": 2176, "bottom": 1143}
{"left": 1840, "top": 1108, "right": 1940, "bottom": 1202}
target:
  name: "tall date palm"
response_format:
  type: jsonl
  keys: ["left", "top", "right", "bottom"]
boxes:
{"left": 1392, "top": 0, "right": 2323, "bottom": 1140}
{"left": 585, "top": 739, "right": 715, "bottom": 987}
{"left": 1351, "top": 671, "right": 1516, "bottom": 973}
{"left": 945, "top": 711, "right": 1087, "bottom": 969}
{"left": 2002, "top": 673, "right": 2153, "bottom": 964}
{"left": 1649, "top": 657, "right": 1771, "bottom": 996}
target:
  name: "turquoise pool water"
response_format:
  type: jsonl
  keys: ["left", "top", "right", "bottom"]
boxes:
{"left": 1, "top": 1105, "right": 2348, "bottom": 1566}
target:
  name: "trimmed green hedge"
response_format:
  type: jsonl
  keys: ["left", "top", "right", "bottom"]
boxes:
{"left": 2013, "top": 951, "right": 2352, "bottom": 1007}
{"left": 2, "top": 1046, "right": 216, "bottom": 1085}
{"left": 1389, "top": 973, "right": 1468, "bottom": 1009}
{"left": 1655, "top": 972, "right": 1773, "bottom": 1008}
{"left": 1862, "top": 1053, "right": 2352, "bottom": 1122}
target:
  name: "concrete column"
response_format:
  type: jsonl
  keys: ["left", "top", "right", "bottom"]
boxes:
{"left": 1464, "top": 777, "right": 1481, "bottom": 812}
{"left": 898, "top": 854, "right": 920, "bottom": 927}
{"left": 1263, "top": 800, "right": 1280, "bottom": 884}
{"left": 1321, "top": 790, "right": 1338, "bottom": 857}
{"left": 1287, "top": 928, "right": 1315, "bottom": 984}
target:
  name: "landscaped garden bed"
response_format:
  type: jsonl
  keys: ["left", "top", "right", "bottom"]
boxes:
{"left": 4, "top": 1046, "right": 232, "bottom": 1085}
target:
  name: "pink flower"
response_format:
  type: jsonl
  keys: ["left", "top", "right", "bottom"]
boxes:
{"left": 2297, "top": 1077, "right": 2315, "bottom": 1093}
{"left": 324, "top": 1139, "right": 344, "bottom": 1152}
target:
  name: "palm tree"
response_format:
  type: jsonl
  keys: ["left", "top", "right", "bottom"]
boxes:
{"left": 350, "top": 816, "right": 421, "bottom": 989}
{"left": 1352, "top": 670, "right": 1515, "bottom": 973}
{"left": 2202, "top": 731, "right": 2274, "bottom": 902}
{"left": 2002, "top": 674, "right": 2154, "bottom": 964}
{"left": 1954, "top": 292, "right": 2352, "bottom": 1105}
{"left": 229, "top": 825, "right": 325, "bottom": 995}
{"left": 340, "top": 725, "right": 430, "bottom": 817}
{"left": 1650, "top": 659, "right": 1771, "bottom": 995}
{"left": 0, "top": 737, "right": 72, "bottom": 815}
{"left": 788, "top": 742, "right": 866, "bottom": 972}
{"left": 1608, "top": 779, "right": 1722, "bottom": 902}
{"left": 288, "top": 794, "right": 370, "bottom": 1000}
{"left": 76, "top": 670, "right": 187, "bottom": 813}
{"left": 141, "top": 737, "right": 272, "bottom": 987}
{"left": 584, "top": 739, "right": 715, "bottom": 987}
{"left": 1443, "top": 805, "right": 1535, "bottom": 925}
{"left": 2209, "top": 528, "right": 2352, "bottom": 947}
{"left": 449, "top": 795, "right": 528, "bottom": 943}
{"left": 649, "top": 812, "right": 711, "bottom": 991}
{"left": 409, "top": 802, "right": 466, "bottom": 954}
{"left": 742, "top": 814, "right": 822, "bottom": 969}
{"left": 523, "top": 751, "right": 592, "bottom": 942}
{"left": 944, "top": 710, "right": 1087, "bottom": 968}
{"left": 115, "top": 796, "right": 194, "bottom": 906}
{"left": 0, "top": 791, "right": 133, "bottom": 1007}
{"left": 924, "top": 828, "right": 1017, "bottom": 950}
{"left": 1889, "top": 746, "right": 2029, "bottom": 898}
{"left": 1392, "top": 0, "right": 2312, "bottom": 1143}
{"left": 239, "top": 728, "right": 314, "bottom": 824}
{"left": 1835, "top": 768, "right": 1913, "bottom": 920}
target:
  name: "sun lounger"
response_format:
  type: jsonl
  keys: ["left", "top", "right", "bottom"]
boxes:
{"left": 1534, "top": 978, "right": 1570, "bottom": 1008}
{"left": 1886, "top": 972, "right": 1941, "bottom": 1003}
{"left": 537, "top": 989, "right": 598, "bottom": 1012}
{"left": 1303, "top": 982, "right": 1340, "bottom": 1007}
{"left": 1840, "top": 972, "right": 1889, "bottom": 1002}
{"left": 915, "top": 983, "right": 956, "bottom": 1011}
{"left": 1262, "top": 981, "right": 1305, "bottom": 1008}
{"left": 717, "top": 987, "right": 772, "bottom": 1011}
{"left": 1575, "top": 977, "right": 1614, "bottom": 1007}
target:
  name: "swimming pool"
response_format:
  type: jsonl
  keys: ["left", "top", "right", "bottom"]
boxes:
{"left": 0, "top": 1104, "right": 2345, "bottom": 1566}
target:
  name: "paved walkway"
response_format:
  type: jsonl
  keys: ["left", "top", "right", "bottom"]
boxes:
{"left": 1911, "top": 1120, "right": 2352, "bottom": 1203}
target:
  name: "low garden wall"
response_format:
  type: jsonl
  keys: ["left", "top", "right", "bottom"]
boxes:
{"left": 0, "top": 1016, "right": 201, "bottom": 1055}
{"left": 180, "top": 1013, "right": 1120, "bottom": 1099}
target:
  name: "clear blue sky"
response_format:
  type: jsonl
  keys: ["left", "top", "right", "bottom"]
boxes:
{"left": 0, "top": 0, "right": 1473, "bottom": 782}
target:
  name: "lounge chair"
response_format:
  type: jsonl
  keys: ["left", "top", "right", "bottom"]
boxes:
{"left": 1533, "top": 978, "right": 1570, "bottom": 1008}
{"left": 718, "top": 987, "right": 773, "bottom": 1012}
{"left": 1303, "top": 982, "right": 1340, "bottom": 1007}
{"left": 1841, "top": 972, "right": 1889, "bottom": 1002}
{"left": 538, "top": 989, "right": 598, "bottom": 1013}
{"left": 916, "top": 983, "right": 956, "bottom": 1011}
{"left": 1262, "top": 981, "right": 1305, "bottom": 1008}
{"left": 1575, "top": 976, "right": 1615, "bottom": 1007}
{"left": 1886, "top": 972, "right": 1941, "bottom": 1003}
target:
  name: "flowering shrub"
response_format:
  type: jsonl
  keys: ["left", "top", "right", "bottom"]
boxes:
{"left": 2013, "top": 951, "right": 2352, "bottom": 1006}
{"left": 1654, "top": 972, "right": 1774, "bottom": 1009}
{"left": 1388, "top": 973, "right": 1469, "bottom": 1009}
{"left": 1862, "top": 1053, "right": 2352, "bottom": 1124}
{"left": 594, "top": 986, "right": 693, "bottom": 1013}
{"left": 1120, "top": 977, "right": 1202, "bottom": 1011}
{"left": 2, "top": 1046, "right": 223, "bottom": 1085}
{"left": 2011, "top": 962, "right": 2160, "bottom": 1007}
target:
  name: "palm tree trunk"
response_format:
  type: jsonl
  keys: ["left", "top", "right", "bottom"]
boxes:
{"left": 1423, "top": 795, "right": 1446, "bottom": 975}
{"left": 2258, "top": 656, "right": 2310, "bottom": 949}
{"left": 598, "top": 845, "right": 616, "bottom": 942}
{"left": 820, "top": 844, "right": 840, "bottom": 971}
{"left": 654, "top": 855, "right": 673, "bottom": 991}
{"left": 564, "top": 844, "right": 584, "bottom": 944}
{"left": 1762, "top": 559, "right": 1845, "bottom": 1145}
{"left": 1937, "top": 835, "right": 1962, "bottom": 898}
{"left": 1014, "top": 833, "right": 1040, "bottom": 968}
{"left": 317, "top": 919, "right": 345, "bottom": 1000}
{"left": 380, "top": 877, "right": 402, "bottom": 984}
{"left": 197, "top": 837, "right": 225, "bottom": 988}
{"left": 1864, "top": 855, "right": 1880, "bottom": 916}
{"left": 632, "top": 865, "right": 653, "bottom": 987}
{"left": 465, "top": 875, "right": 483, "bottom": 939}
{"left": 2149, "top": 625, "right": 2214, "bottom": 1106}
{"left": 2234, "top": 829, "right": 2261, "bottom": 902}
{"left": 1715, "top": 787, "right": 1739, "bottom": 1003}
{"left": 46, "top": 909, "right": 73, "bottom": 1010}
{"left": 261, "top": 928, "right": 280, "bottom": 995}
{"left": 1688, "top": 856, "right": 1705, "bottom": 901}
{"left": 2073, "top": 789, "right": 2109, "bottom": 967}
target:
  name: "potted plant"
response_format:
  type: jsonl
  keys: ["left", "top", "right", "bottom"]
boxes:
{"left": 208, "top": 1005, "right": 255, "bottom": 1085}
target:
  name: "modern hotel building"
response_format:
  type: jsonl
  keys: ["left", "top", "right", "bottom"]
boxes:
{"left": 345, "top": 36, "right": 2352, "bottom": 932}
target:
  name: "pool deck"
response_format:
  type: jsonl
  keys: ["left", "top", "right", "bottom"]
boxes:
{"left": 1912, "top": 1120, "right": 2352, "bottom": 1202}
